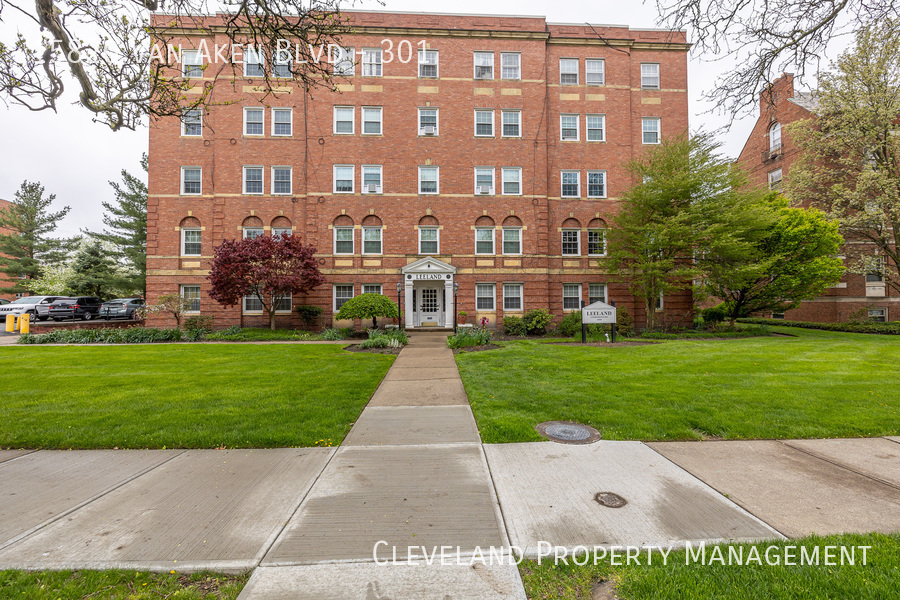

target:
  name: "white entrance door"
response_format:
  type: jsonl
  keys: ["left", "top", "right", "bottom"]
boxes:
{"left": 415, "top": 285, "right": 444, "bottom": 327}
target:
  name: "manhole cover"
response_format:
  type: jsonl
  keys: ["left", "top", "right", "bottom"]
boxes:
{"left": 535, "top": 421, "right": 601, "bottom": 444}
{"left": 595, "top": 492, "right": 627, "bottom": 508}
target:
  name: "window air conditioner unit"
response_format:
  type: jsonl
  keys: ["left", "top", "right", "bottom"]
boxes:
{"left": 366, "top": 184, "right": 382, "bottom": 194}
{"left": 477, "top": 186, "right": 493, "bottom": 195}
{"left": 422, "top": 126, "right": 436, "bottom": 135}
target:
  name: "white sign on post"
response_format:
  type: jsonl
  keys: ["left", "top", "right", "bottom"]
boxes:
{"left": 582, "top": 301, "right": 616, "bottom": 324}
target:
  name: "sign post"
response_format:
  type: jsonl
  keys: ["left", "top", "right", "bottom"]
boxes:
{"left": 581, "top": 300, "right": 586, "bottom": 344}
{"left": 582, "top": 300, "right": 617, "bottom": 343}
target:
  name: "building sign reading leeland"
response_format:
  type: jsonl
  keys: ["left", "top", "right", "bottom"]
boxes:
{"left": 582, "top": 301, "right": 616, "bottom": 324}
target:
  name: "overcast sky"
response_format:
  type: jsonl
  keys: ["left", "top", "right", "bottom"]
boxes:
{"left": 0, "top": 0, "right": 825, "bottom": 239}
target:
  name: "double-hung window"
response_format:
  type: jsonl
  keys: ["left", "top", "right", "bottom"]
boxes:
{"left": 586, "top": 59, "right": 605, "bottom": 86}
{"left": 560, "top": 114, "right": 579, "bottom": 141}
{"left": 363, "top": 227, "right": 382, "bottom": 255}
{"left": 769, "top": 122, "right": 782, "bottom": 151}
{"left": 244, "top": 47, "right": 264, "bottom": 77}
{"left": 181, "top": 229, "right": 201, "bottom": 256}
{"left": 418, "top": 49, "right": 438, "bottom": 78}
{"left": 362, "top": 106, "right": 382, "bottom": 135}
{"left": 362, "top": 48, "right": 382, "bottom": 77}
{"left": 642, "top": 117, "right": 660, "bottom": 144}
{"left": 587, "top": 171, "right": 606, "bottom": 198}
{"left": 334, "top": 106, "right": 354, "bottom": 134}
{"left": 475, "top": 228, "right": 494, "bottom": 255}
{"left": 181, "top": 285, "right": 201, "bottom": 312}
{"left": 476, "top": 283, "right": 495, "bottom": 310}
{"left": 475, "top": 167, "right": 494, "bottom": 195}
{"left": 272, "top": 226, "right": 292, "bottom": 237}
{"left": 474, "top": 52, "right": 494, "bottom": 79}
{"left": 419, "top": 228, "right": 439, "bottom": 254}
{"left": 502, "top": 168, "right": 521, "bottom": 195}
{"left": 363, "top": 284, "right": 383, "bottom": 295}
{"left": 333, "top": 165, "right": 354, "bottom": 193}
{"left": 181, "top": 50, "right": 203, "bottom": 78}
{"left": 274, "top": 294, "right": 291, "bottom": 312}
{"left": 475, "top": 110, "right": 494, "bottom": 136}
{"left": 419, "top": 108, "right": 438, "bottom": 135}
{"left": 641, "top": 63, "right": 660, "bottom": 89}
{"left": 768, "top": 168, "right": 783, "bottom": 191}
{"left": 332, "top": 46, "right": 355, "bottom": 76}
{"left": 562, "top": 283, "right": 582, "bottom": 310}
{"left": 243, "top": 227, "right": 264, "bottom": 239}
{"left": 182, "top": 109, "right": 202, "bottom": 136}
{"left": 589, "top": 283, "right": 607, "bottom": 304}
{"left": 419, "top": 166, "right": 438, "bottom": 194}
{"left": 502, "top": 228, "right": 521, "bottom": 255}
{"left": 501, "top": 53, "right": 520, "bottom": 80}
{"left": 243, "top": 295, "right": 263, "bottom": 312}
{"left": 362, "top": 165, "right": 382, "bottom": 193}
{"left": 273, "top": 48, "right": 292, "bottom": 78}
{"left": 244, "top": 108, "right": 264, "bottom": 136}
{"left": 272, "top": 108, "right": 292, "bottom": 136}
{"left": 334, "top": 227, "right": 354, "bottom": 254}
{"left": 561, "top": 171, "right": 580, "bottom": 198}
{"left": 560, "top": 58, "right": 579, "bottom": 85}
{"left": 243, "top": 166, "right": 263, "bottom": 195}
{"left": 586, "top": 114, "right": 605, "bottom": 141}
{"left": 501, "top": 110, "right": 521, "bottom": 137}
{"left": 588, "top": 228, "right": 607, "bottom": 256}
{"left": 334, "top": 285, "right": 354, "bottom": 311}
{"left": 503, "top": 283, "right": 523, "bottom": 311}
{"left": 181, "top": 167, "right": 201, "bottom": 195}
{"left": 272, "top": 167, "right": 292, "bottom": 195}
{"left": 562, "top": 230, "right": 580, "bottom": 255}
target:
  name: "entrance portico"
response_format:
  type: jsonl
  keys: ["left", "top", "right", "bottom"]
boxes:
{"left": 401, "top": 257, "right": 456, "bottom": 329}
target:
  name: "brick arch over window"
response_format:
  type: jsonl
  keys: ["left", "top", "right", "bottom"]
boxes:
{"left": 418, "top": 215, "right": 439, "bottom": 227}
{"left": 588, "top": 218, "right": 607, "bottom": 229}
{"left": 362, "top": 215, "right": 383, "bottom": 227}
{"left": 180, "top": 216, "right": 200, "bottom": 228}
{"left": 333, "top": 214, "right": 354, "bottom": 227}
{"left": 562, "top": 217, "right": 581, "bottom": 228}
{"left": 502, "top": 215, "right": 522, "bottom": 227}
{"left": 475, "top": 215, "right": 495, "bottom": 227}
{"left": 242, "top": 216, "right": 263, "bottom": 227}
{"left": 271, "top": 216, "right": 291, "bottom": 228}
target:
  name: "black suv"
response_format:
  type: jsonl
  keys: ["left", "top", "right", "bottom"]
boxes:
{"left": 48, "top": 297, "right": 104, "bottom": 321}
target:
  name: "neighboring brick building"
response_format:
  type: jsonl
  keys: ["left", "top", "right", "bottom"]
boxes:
{"left": 736, "top": 74, "right": 894, "bottom": 323}
{"left": 146, "top": 11, "right": 691, "bottom": 329}
{"left": 0, "top": 197, "right": 19, "bottom": 301}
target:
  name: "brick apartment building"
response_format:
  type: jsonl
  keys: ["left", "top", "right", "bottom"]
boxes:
{"left": 736, "top": 74, "right": 894, "bottom": 323}
{"left": 0, "top": 197, "right": 19, "bottom": 301}
{"left": 146, "top": 11, "right": 691, "bottom": 329}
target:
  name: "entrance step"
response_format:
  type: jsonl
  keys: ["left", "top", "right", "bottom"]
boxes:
{"left": 406, "top": 327, "right": 455, "bottom": 333}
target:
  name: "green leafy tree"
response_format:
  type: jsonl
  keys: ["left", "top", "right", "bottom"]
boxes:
{"left": 0, "top": 181, "right": 75, "bottom": 295}
{"left": 787, "top": 20, "right": 900, "bottom": 296}
{"left": 334, "top": 293, "right": 399, "bottom": 329}
{"left": 89, "top": 154, "right": 147, "bottom": 296}
{"left": 68, "top": 241, "right": 122, "bottom": 299}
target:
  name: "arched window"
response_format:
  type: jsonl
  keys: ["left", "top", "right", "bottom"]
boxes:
{"left": 475, "top": 216, "right": 495, "bottom": 255}
{"left": 333, "top": 215, "right": 354, "bottom": 255}
{"left": 418, "top": 215, "right": 439, "bottom": 255}
{"left": 361, "top": 215, "right": 383, "bottom": 255}
{"left": 180, "top": 216, "right": 201, "bottom": 256}
{"left": 501, "top": 216, "right": 523, "bottom": 255}
{"left": 242, "top": 216, "right": 264, "bottom": 239}
{"left": 587, "top": 218, "right": 608, "bottom": 256}
{"left": 271, "top": 216, "right": 292, "bottom": 238}
{"left": 561, "top": 218, "right": 582, "bottom": 256}
{"left": 769, "top": 122, "right": 782, "bottom": 151}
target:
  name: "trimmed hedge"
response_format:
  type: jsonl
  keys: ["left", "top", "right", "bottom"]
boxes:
{"left": 18, "top": 327, "right": 185, "bottom": 345}
{"left": 639, "top": 325, "right": 771, "bottom": 339}
{"left": 738, "top": 318, "right": 900, "bottom": 335}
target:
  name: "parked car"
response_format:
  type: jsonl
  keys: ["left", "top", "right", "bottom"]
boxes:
{"left": 48, "top": 297, "right": 104, "bottom": 321}
{"left": 34, "top": 296, "right": 66, "bottom": 321}
{"left": 0, "top": 296, "right": 63, "bottom": 321}
{"left": 98, "top": 298, "right": 144, "bottom": 320}
{"left": 0, "top": 299, "right": 9, "bottom": 305}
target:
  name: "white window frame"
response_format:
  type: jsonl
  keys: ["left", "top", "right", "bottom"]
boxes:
{"left": 333, "top": 165, "right": 355, "bottom": 194}
{"left": 418, "top": 166, "right": 439, "bottom": 195}
{"left": 182, "top": 109, "right": 202, "bottom": 136}
{"left": 561, "top": 170, "right": 581, "bottom": 198}
{"left": 271, "top": 166, "right": 292, "bottom": 195}
{"left": 274, "top": 293, "right": 292, "bottom": 313}
{"left": 588, "top": 283, "right": 608, "bottom": 304}
{"left": 476, "top": 283, "right": 496, "bottom": 311}
{"left": 562, "top": 283, "right": 582, "bottom": 311}
{"left": 768, "top": 168, "right": 783, "bottom": 190}
{"left": 561, "top": 229, "right": 581, "bottom": 256}
{"left": 587, "top": 228, "right": 607, "bottom": 256}
{"left": 560, "top": 114, "right": 579, "bottom": 141}
{"left": 656, "top": 291, "right": 664, "bottom": 311}
{"left": 474, "top": 167, "right": 495, "bottom": 195}
{"left": 418, "top": 107, "right": 439, "bottom": 136}
{"left": 333, "top": 284, "right": 354, "bottom": 312}
{"left": 502, "top": 167, "right": 522, "bottom": 196}
{"left": 331, "top": 46, "right": 355, "bottom": 76}
{"left": 418, "top": 49, "right": 439, "bottom": 78}
{"left": 272, "top": 227, "right": 292, "bottom": 238}
{"left": 501, "top": 110, "right": 521, "bottom": 138}
{"left": 333, "top": 227, "right": 354, "bottom": 255}
{"left": 586, "top": 114, "right": 606, "bottom": 142}
{"left": 587, "top": 170, "right": 607, "bottom": 199}
{"left": 181, "top": 284, "right": 201, "bottom": 313}
{"left": 181, "top": 228, "right": 201, "bottom": 257}
{"left": 181, "top": 50, "right": 202, "bottom": 78}
{"left": 769, "top": 122, "right": 782, "bottom": 151}
{"left": 244, "top": 47, "right": 264, "bottom": 77}
{"left": 362, "top": 226, "right": 383, "bottom": 255}
{"left": 181, "top": 167, "right": 202, "bottom": 195}
{"left": 273, "top": 48, "right": 292, "bottom": 79}
{"left": 500, "top": 52, "right": 521, "bottom": 80}
{"left": 560, "top": 58, "right": 579, "bottom": 85}
{"left": 475, "top": 228, "right": 495, "bottom": 255}
{"left": 586, "top": 59, "right": 605, "bottom": 86}
{"left": 361, "top": 165, "right": 383, "bottom": 193}
{"left": 418, "top": 227, "right": 439, "bottom": 255}
{"left": 362, "top": 48, "right": 383, "bottom": 77}
{"left": 869, "top": 308, "right": 887, "bottom": 323}
{"left": 243, "top": 166, "right": 264, "bottom": 195}
{"left": 333, "top": 106, "right": 354, "bottom": 135}
{"left": 242, "top": 294, "right": 264, "bottom": 313}
{"left": 642, "top": 117, "right": 661, "bottom": 144}
{"left": 503, "top": 283, "right": 523, "bottom": 311}
{"left": 243, "top": 227, "right": 264, "bottom": 239}
{"left": 475, "top": 109, "right": 495, "bottom": 137}
{"left": 363, "top": 284, "right": 383, "bottom": 295}
{"left": 272, "top": 108, "right": 292, "bottom": 136}
{"left": 502, "top": 227, "right": 522, "bottom": 255}
{"left": 474, "top": 51, "right": 494, "bottom": 80}
{"left": 641, "top": 63, "right": 660, "bottom": 89}
{"left": 243, "top": 107, "right": 264, "bottom": 136}
{"left": 362, "top": 106, "right": 383, "bottom": 135}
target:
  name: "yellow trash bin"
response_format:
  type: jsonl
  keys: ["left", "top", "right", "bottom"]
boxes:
{"left": 5, "top": 314, "right": 14, "bottom": 333}
{"left": 19, "top": 313, "right": 30, "bottom": 334}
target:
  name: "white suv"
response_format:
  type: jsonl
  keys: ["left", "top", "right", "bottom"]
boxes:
{"left": 0, "top": 296, "right": 62, "bottom": 321}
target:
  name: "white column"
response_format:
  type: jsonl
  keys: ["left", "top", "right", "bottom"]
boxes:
{"left": 445, "top": 278, "right": 454, "bottom": 329}
{"left": 404, "top": 280, "right": 414, "bottom": 328}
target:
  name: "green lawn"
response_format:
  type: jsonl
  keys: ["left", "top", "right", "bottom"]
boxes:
{"left": 521, "top": 533, "right": 900, "bottom": 600}
{"left": 0, "top": 570, "right": 247, "bottom": 599}
{"left": 457, "top": 327, "right": 900, "bottom": 443}
{"left": 0, "top": 344, "right": 393, "bottom": 449}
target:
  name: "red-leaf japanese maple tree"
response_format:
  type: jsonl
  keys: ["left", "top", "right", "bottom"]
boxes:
{"left": 207, "top": 233, "right": 325, "bottom": 330}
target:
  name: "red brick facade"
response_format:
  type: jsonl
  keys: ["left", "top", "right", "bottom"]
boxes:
{"left": 0, "top": 198, "right": 19, "bottom": 300}
{"left": 736, "top": 74, "right": 895, "bottom": 323}
{"left": 146, "top": 11, "right": 692, "bottom": 329}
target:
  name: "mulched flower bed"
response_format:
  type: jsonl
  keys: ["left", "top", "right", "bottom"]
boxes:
{"left": 343, "top": 344, "right": 403, "bottom": 355}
